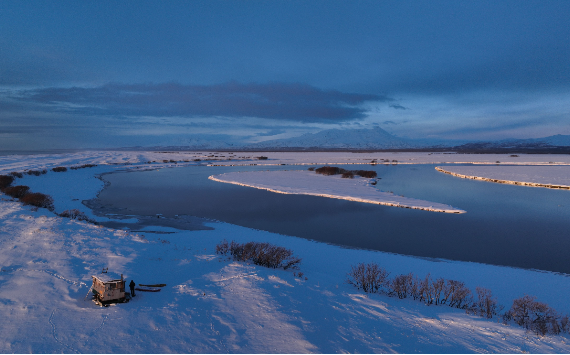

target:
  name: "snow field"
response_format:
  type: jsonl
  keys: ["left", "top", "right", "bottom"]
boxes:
{"left": 436, "top": 165, "right": 570, "bottom": 189}
{"left": 2, "top": 151, "right": 570, "bottom": 352}
{"left": 209, "top": 170, "right": 466, "bottom": 213}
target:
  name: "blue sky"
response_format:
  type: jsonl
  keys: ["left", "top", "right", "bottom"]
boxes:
{"left": 1, "top": 0, "right": 569, "bottom": 149}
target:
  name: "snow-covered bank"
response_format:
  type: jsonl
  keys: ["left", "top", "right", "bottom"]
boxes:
{"left": 210, "top": 170, "right": 465, "bottom": 213}
{"left": 206, "top": 151, "right": 570, "bottom": 167}
{"left": 2, "top": 199, "right": 570, "bottom": 353}
{"left": 436, "top": 165, "right": 570, "bottom": 190}
{"left": 2, "top": 151, "right": 570, "bottom": 353}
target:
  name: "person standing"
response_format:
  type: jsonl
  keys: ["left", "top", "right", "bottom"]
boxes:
{"left": 129, "top": 280, "right": 136, "bottom": 297}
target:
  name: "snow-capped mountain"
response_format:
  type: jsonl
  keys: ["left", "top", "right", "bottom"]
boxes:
{"left": 249, "top": 126, "right": 416, "bottom": 149}
{"left": 248, "top": 129, "right": 570, "bottom": 151}
{"left": 523, "top": 134, "right": 570, "bottom": 147}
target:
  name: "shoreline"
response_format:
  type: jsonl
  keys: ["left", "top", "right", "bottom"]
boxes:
{"left": 209, "top": 171, "right": 466, "bottom": 214}
{"left": 436, "top": 166, "right": 570, "bottom": 190}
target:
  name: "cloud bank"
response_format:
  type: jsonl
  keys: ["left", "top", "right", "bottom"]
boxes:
{"left": 11, "top": 82, "right": 390, "bottom": 122}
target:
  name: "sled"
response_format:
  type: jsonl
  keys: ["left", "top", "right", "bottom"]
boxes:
{"left": 138, "top": 283, "right": 166, "bottom": 287}
{"left": 135, "top": 287, "right": 161, "bottom": 292}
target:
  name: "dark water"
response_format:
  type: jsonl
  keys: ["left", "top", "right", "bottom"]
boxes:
{"left": 96, "top": 164, "right": 570, "bottom": 273}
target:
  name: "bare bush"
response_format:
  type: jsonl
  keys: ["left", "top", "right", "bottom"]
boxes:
{"left": 354, "top": 170, "right": 378, "bottom": 178}
{"left": 419, "top": 274, "right": 435, "bottom": 304}
{"left": 70, "top": 164, "right": 97, "bottom": 170}
{"left": 216, "top": 239, "right": 230, "bottom": 255}
{"left": 10, "top": 171, "right": 23, "bottom": 178}
{"left": 347, "top": 263, "right": 390, "bottom": 293}
{"left": 442, "top": 280, "right": 472, "bottom": 309}
{"left": 314, "top": 166, "right": 378, "bottom": 179}
{"left": 345, "top": 266, "right": 570, "bottom": 337}
{"left": 0, "top": 175, "right": 15, "bottom": 189}
{"left": 59, "top": 209, "right": 94, "bottom": 222}
{"left": 19, "top": 192, "right": 54, "bottom": 211}
{"left": 51, "top": 166, "right": 67, "bottom": 172}
{"left": 26, "top": 169, "right": 47, "bottom": 176}
{"left": 307, "top": 167, "right": 315, "bottom": 171}
{"left": 1, "top": 185, "right": 30, "bottom": 198}
{"left": 467, "top": 287, "right": 501, "bottom": 319}
{"left": 506, "top": 295, "right": 565, "bottom": 336}
{"left": 257, "top": 156, "right": 268, "bottom": 160}
{"left": 315, "top": 166, "right": 345, "bottom": 176}
{"left": 389, "top": 273, "right": 412, "bottom": 298}
{"left": 215, "top": 240, "right": 301, "bottom": 270}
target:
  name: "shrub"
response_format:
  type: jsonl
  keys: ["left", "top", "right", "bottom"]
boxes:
{"left": 193, "top": 159, "right": 201, "bottom": 161}
{"left": 0, "top": 175, "right": 15, "bottom": 189}
{"left": 307, "top": 167, "right": 315, "bottom": 171}
{"left": 389, "top": 273, "right": 413, "bottom": 299}
{"left": 505, "top": 295, "right": 564, "bottom": 336}
{"left": 70, "top": 164, "right": 97, "bottom": 170}
{"left": 354, "top": 170, "right": 378, "bottom": 178}
{"left": 10, "top": 171, "right": 23, "bottom": 178}
{"left": 347, "top": 263, "right": 390, "bottom": 293}
{"left": 1, "top": 185, "right": 30, "bottom": 198}
{"left": 315, "top": 166, "right": 346, "bottom": 176}
{"left": 314, "top": 166, "right": 378, "bottom": 179}
{"left": 59, "top": 209, "right": 94, "bottom": 222}
{"left": 350, "top": 266, "right": 475, "bottom": 311}
{"left": 442, "top": 280, "right": 472, "bottom": 309}
{"left": 19, "top": 192, "right": 54, "bottom": 211}
{"left": 26, "top": 169, "right": 47, "bottom": 176}
{"left": 51, "top": 166, "right": 67, "bottom": 172}
{"left": 257, "top": 156, "right": 268, "bottom": 160}
{"left": 467, "top": 287, "right": 502, "bottom": 319}
{"left": 216, "top": 240, "right": 301, "bottom": 270}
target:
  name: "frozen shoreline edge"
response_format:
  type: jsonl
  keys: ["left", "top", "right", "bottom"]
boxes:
{"left": 208, "top": 174, "right": 466, "bottom": 214}
{"left": 435, "top": 166, "right": 570, "bottom": 190}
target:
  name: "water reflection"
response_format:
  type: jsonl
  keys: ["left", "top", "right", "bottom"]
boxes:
{"left": 95, "top": 164, "right": 570, "bottom": 273}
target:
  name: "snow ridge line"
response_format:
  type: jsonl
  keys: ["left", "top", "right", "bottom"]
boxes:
{"left": 435, "top": 166, "right": 570, "bottom": 190}
{"left": 208, "top": 175, "right": 465, "bottom": 214}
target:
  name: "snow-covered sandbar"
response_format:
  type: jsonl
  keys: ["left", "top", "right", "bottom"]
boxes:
{"left": 209, "top": 170, "right": 466, "bottom": 213}
{"left": 436, "top": 165, "right": 570, "bottom": 190}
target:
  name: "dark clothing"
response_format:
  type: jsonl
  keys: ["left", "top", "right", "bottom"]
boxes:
{"left": 129, "top": 280, "right": 136, "bottom": 297}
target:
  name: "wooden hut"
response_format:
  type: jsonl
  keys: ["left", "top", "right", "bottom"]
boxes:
{"left": 91, "top": 272, "right": 126, "bottom": 304}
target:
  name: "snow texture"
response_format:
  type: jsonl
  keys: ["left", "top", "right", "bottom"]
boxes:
{"left": 209, "top": 170, "right": 465, "bottom": 213}
{"left": 1, "top": 151, "right": 570, "bottom": 353}
{"left": 437, "top": 165, "right": 570, "bottom": 189}
{"left": 207, "top": 151, "right": 570, "bottom": 167}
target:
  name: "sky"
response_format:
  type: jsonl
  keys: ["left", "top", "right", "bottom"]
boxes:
{"left": 1, "top": 0, "right": 569, "bottom": 150}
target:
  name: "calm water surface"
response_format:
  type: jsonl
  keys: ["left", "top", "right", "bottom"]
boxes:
{"left": 96, "top": 164, "right": 570, "bottom": 273}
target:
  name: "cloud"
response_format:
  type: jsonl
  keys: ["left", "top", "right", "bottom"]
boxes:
{"left": 255, "top": 129, "right": 287, "bottom": 137}
{"left": 10, "top": 82, "right": 391, "bottom": 122}
{"left": 389, "top": 104, "right": 407, "bottom": 110}
{"left": 382, "top": 120, "right": 397, "bottom": 125}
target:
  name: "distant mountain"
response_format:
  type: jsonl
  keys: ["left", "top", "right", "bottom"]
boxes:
{"left": 523, "top": 134, "right": 570, "bottom": 147}
{"left": 249, "top": 126, "right": 417, "bottom": 149}
{"left": 245, "top": 129, "right": 570, "bottom": 152}
{"left": 454, "top": 134, "right": 570, "bottom": 151}
{"left": 129, "top": 129, "right": 570, "bottom": 152}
